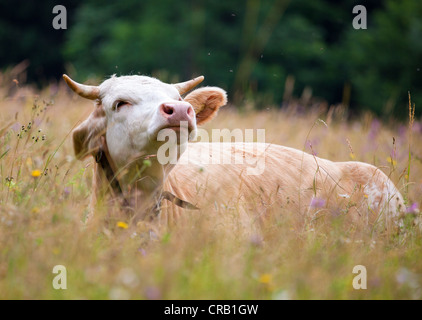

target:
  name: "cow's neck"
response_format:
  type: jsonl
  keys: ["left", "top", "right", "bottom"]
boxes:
{"left": 120, "top": 142, "right": 186, "bottom": 197}
{"left": 97, "top": 148, "right": 199, "bottom": 219}
{"left": 102, "top": 140, "right": 191, "bottom": 214}
{"left": 120, "top": 158, "right": 176, "bottom": 206}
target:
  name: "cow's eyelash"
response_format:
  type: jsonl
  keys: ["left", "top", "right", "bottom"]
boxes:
{"left": 112, "top": 100, "right": 131, "bottom": 111}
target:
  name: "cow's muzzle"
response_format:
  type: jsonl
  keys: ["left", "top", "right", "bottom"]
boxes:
{"left": 159, "top": 101, "right": 196, "bottom": 131}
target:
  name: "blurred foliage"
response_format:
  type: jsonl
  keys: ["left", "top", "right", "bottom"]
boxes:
{"left": 0, "top": 0, "right": 421, "bottom": 118}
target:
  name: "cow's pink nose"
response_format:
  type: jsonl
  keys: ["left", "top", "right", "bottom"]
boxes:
{"left": 159, "top": 102, "right": 195, "bottom": 122}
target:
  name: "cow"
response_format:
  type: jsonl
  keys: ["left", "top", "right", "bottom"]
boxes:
{"left": 64, "top": 74, "right": 406, "bottom": 233}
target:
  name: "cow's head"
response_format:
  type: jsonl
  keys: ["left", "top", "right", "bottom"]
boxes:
{"left": 65, "top": 74, "right": 226, "bottom": 175}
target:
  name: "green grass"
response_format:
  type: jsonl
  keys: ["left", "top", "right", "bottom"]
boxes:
{"left": 0, "top": 80, "right": 421, "bottom": 300}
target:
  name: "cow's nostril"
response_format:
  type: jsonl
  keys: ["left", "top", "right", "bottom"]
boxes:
{"left": 161, "top": 104, "right": 174, "bottom": 116}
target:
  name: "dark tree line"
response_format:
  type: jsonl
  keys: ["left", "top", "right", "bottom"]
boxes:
{"left": 0, "top": 0, "right": 421, "bottom": 118}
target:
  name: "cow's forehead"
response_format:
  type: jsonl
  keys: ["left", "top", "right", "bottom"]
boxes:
{"left": 99, "top": 75, "right": 178, "bottom": 102}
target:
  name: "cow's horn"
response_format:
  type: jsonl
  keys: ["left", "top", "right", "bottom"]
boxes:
{"left": 174, "top": 76, "right": 204, "bottom": 95}
{"left": 63, "top": 74, "right": 100, "bottom": 100}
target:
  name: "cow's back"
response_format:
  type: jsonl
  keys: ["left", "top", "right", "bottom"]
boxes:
{"left": 161, "top": 143, "right": 404, "bottom": 230}
{"left": 163, "top": 143, "right": 341, "bottom": 219}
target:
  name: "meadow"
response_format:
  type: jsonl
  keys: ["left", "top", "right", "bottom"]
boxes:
{"left": 0, "top": 73, "right": 421, "bottom": 300}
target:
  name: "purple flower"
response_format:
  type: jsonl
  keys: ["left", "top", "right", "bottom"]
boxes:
{"left": 412, "top": 121, "right": 422, "bottom": 134}
{"left": 307, "top": 140, "right": 318, "bottom": 156}
{"left": 310, "top": 197, "right": 326, "bottom": 208}
{"left": 398, "top": 125, "right": 407, "bottom": 140}
{"left": 138, "top": 248, "right": 147, "bottom": 256}
{"left": 145, "top": 286, "right": 161, "bottom": 300}
{"left": 249, "top": 234, "right": 264, "bottom": 247}
{"left": 11, "top": 122, "right": 21, "bottom": 132}
{"left": 63, "top": 187, "right": 71, "bottom": 198}
{"left": 368, "top": 119, "right": 381, "bottom": 140}
{"left": 406, "top": 203, "right": 419, "bottom": 214}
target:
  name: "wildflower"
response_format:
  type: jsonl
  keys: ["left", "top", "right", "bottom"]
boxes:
{"left": 396, "top": 268, "right": 420, "bottom": 299}
{"left": 63, "top": 187, "right": 71, "bottom": 196}
{"left": 387, "top": 157, "right": 397, "bottom": 166}
{"left": 117, "top": 268, "right": 139, "bottom": 287}
{"left": 406, "top": 203, "right": 419, "bottom": 214}
{"left": 258, "top": 273, "right": 272, "bottom": 284}
{"left": 258, "top": 273, "right": 275, "bottom": 292}
{"left": 31, "top": 170, "right": 42, "bottom": 177}
{"left": 349, "top": 153, "right": 356, "bottom": 160}
{"left": 338, "top": 193, "right": 350, "bottom": 199}
{"left": 368, "top": 119, "right": 381, "bottom": 140}
{"left": 249, "top": 234, "right": 264, "bottom": 247}
{"left": 117, "top": 221, "right": 129, "bottom": 229}
{"left": 310, "top": 197, "right": 326, "bottom": 208}
{"left": 11, "top": 122, "right": 21, "bottom": 132}
{"left": 31, "top": 207, "right": 40, "bottom": 214}
{"left": 272, "top": 289, "right": 291, "bottom": 300}
{"left": 144, "top": 286, "right": 161, "bottom": 300}
{"left": 138, "top": 248, "right": 147, "bottom": 256}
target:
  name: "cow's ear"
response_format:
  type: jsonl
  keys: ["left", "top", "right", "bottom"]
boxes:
{"left": 72, "top": 107, "right": 107, "bottom": 160}
{"left": 184, "top": 87, "right": 227, "bottom": 125}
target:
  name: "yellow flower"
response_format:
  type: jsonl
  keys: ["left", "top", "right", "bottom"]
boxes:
{"left": 258, "top": 273, "right": 275, "bottom": 292}
{"left": 349, "top": 153, "right": 356, "bottom": 160}
{"left": 387, "top": 157, "right": 397, "bottom": 166}
{"left": 31, "top": 207, "right": 40, "bottom": 214}
{"left": 258, "top": 273, "right": 272, "bottom": 284}
{"left": 31, "top": 170, "right": 42, "bottom": 177}
{"left": 117, "top": 221, "right": 129, "bottom": 229}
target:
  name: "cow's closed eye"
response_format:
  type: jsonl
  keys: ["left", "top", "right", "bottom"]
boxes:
{"left": 113, "top": 100, "right": 132, "bottom": 111}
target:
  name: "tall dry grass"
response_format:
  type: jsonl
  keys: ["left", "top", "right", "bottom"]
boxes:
{"left": 0, "top": 74, "right": 421, "bottom": 299}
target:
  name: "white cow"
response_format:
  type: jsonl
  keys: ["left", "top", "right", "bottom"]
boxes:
{"left": 64, "top": 74, "right": 405, "bottom": 231}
